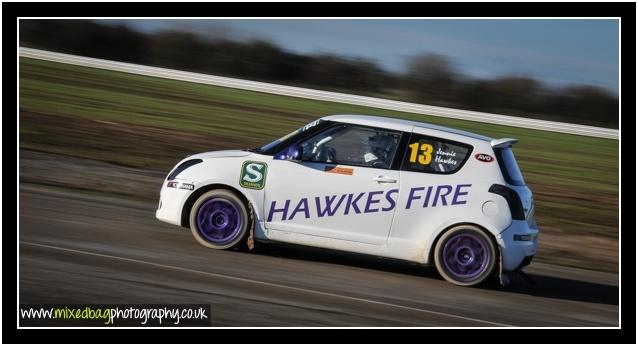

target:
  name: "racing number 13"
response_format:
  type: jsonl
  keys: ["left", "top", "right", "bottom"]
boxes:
{"left": 408, "top": 142, "right": 433, "bottom": 165}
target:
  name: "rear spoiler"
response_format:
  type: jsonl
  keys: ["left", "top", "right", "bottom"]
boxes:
{"left": 491, "top": 138, "right": 519, "bottom": 148}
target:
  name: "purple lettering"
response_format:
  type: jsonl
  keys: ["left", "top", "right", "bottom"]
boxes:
{"left": 289, "top": 198, "right": 310, "bottom": 220}
{"left": 364, "top": 191, "right": 383, "bottom": 213}
{"left": 406, "top": 187, "right": 425, "bottom": 209}
{"left": 315, "top": 194, "right": 346, "bottom": 217}
{"left": 344, "top": 192, "right": 365, "bottom": 215}
{"left": 422, "top": 186, "right": 433, "bottom": 207}
{"left": 432, "top": 185, "right": 453, "bottom": 207}
{"left": 267, "top": 199, "right": 290, "bottom": 222}
{"left": 452, "top": 184, "right": 472, "bottom": 205}
{"left": 382, "top": 189, "right": 399, "bottom": 211}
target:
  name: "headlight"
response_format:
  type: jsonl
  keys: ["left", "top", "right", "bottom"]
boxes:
{"left": 167, "top": 159, "right": 203, "bottom": 180}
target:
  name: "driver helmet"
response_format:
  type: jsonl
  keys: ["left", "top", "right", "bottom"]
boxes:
{"left": 363, "top": 132, "right": 397, "bottom": 164}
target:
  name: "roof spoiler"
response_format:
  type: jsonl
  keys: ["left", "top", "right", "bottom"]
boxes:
{"left": 491, "top": 138, "right": 519, "bottom": 148}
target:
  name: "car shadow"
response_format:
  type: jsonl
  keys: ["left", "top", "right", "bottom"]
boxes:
{"left": 248, "top": 241, "right": 618, "bottom": 306}
{"left": 480, "top": 272, "right": 618, "bottom": 306}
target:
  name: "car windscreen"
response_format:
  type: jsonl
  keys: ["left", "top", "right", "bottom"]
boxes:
{"left": 494, "top": 147, "right": 526, "bottom": 186}
{"left": 257, "top": 127, "right": 303, "bottom": 153}
{"left": 253, "top": 119, "right": 331, "bottom": 155}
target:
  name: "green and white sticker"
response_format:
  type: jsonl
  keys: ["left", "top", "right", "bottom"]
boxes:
{"left": 240, "top": 161, "right": 268, "bottom": 190}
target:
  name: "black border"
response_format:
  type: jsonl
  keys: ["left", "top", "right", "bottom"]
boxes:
{"left": 2, "top": 2, "right": 636, "bottom": 17}
{"left": 5, "top": 1, "right": 636, "bottom": 344}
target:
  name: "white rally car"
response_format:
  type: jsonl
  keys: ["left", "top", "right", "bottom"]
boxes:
{"left": 156, "top": 115, "right": 539, "bottom": 286}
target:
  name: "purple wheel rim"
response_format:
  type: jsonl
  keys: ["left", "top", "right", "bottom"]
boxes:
{"left": 196, "top": 197, "right": 243, "bottom": 244}
{"left": 442, "top": 232, "right": 490, "bottom": 281}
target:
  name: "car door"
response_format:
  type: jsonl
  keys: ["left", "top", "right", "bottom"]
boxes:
{"left": 264, "top": 123, "right": 403, "bottom": 245}
{"left": 389, "top": 127, "right": 475, "bottom": 247}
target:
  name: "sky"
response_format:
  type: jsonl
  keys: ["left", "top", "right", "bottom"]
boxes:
{"left": 101, "top": 19, "right": 620, "bottom": 95}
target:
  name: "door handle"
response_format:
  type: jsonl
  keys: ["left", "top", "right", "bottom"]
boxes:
{"left": 373, "top": 176, "right": 397, "bottom": 184}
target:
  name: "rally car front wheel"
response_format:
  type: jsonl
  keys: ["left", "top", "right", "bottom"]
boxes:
{"left": 434, "top": 225, "right": 497, "bottom": 286}
{"left": 189, "top": 189, "right": 250, "bottom": 250}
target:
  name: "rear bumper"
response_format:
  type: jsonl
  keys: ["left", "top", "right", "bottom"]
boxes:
{"left": 496, "top": 220, "right": 539, "bottom": 271}
{"left": 518, "top": 254, "right": 535, "bottom": 269}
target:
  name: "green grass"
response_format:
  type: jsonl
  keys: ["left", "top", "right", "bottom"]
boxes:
{"left": 19, "top": 57, "right": 619, "bottom": 271}
{"left": 19, "top": 58, "right": 619, "bottom": 190}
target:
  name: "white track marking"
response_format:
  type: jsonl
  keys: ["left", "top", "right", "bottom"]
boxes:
{"left": 21, "top": 240, "right": 513, "bottom": 327}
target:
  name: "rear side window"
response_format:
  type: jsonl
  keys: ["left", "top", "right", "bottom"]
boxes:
{"left": 494, "top": 147, "right": 526, "bottom": 186}
{"left": 401, "top": 133, "right": 472, "bottom": 174}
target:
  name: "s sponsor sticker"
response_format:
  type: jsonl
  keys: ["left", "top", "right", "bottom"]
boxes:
{"left": 474, "top": 153, "right": 494, "bottom": 162}
{"left": 240, "top": 161, "right": 268, "bottom": 190}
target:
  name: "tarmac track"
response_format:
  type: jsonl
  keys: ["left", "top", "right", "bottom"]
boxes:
{"left": 18, "top": 184, "right": 619, "bottom": 327}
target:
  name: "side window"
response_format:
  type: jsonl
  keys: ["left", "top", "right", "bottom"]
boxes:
{"left": 299, "top": 125, "right": 401, "bottom": 169}
{"left": 402, "top": 133, "right": 472, "bottom": 174}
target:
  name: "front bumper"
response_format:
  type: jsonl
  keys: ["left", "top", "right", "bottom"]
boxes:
{"left": 496, "top": 220, "right": 539, "bottom": 271}
{"left": 155, "top": 180, "right": 195, "bottom": 226}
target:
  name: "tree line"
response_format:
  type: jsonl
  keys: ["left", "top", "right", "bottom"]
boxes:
{"left": 20, "top": 20, "right": 618, "bottom": 128}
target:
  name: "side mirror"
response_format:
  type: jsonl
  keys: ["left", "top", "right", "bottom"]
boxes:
{"left": 274, "top": 145, "right": 303, "bottom": 161}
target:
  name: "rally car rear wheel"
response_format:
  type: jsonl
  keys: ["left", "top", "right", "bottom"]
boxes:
{"left": 434, "top": 225, "right": 496, "bottom": 286}
{"left": 189, "top": 190, "right": 249, "bottom": 250}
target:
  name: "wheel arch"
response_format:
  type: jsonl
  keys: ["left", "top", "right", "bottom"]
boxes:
{"left": 181, "top": 183, "right": 253, "bottom": 228}
{"left": 426, "top": 222, "right": 501, "bottom": 265}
